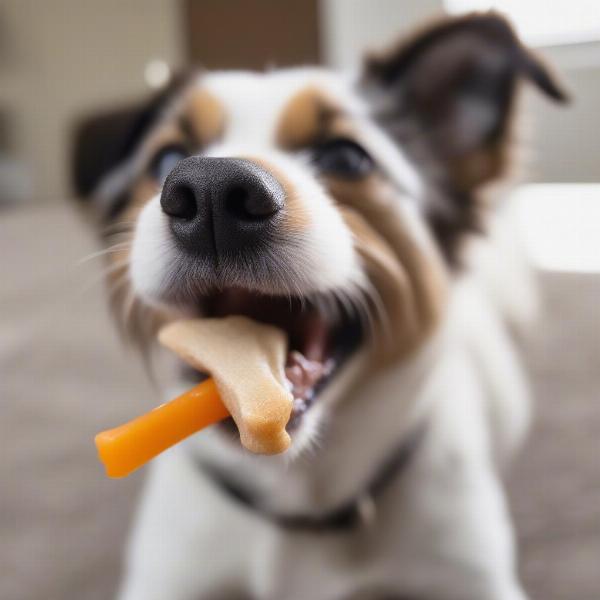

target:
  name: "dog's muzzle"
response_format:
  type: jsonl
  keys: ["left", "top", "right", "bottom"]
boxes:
{"left": 160, "top": 157, "right": 285, "bottom": 258}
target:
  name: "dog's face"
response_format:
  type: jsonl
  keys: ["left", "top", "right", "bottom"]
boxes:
{"left": 73, "top": 14, "right": 565, "bottom": 455}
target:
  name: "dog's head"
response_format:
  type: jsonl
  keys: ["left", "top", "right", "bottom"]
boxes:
{"left": 73, "top": 13, "right": 565, "bottom": 454}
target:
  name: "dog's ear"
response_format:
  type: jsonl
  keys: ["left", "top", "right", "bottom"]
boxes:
{"left": 70, "top": 72, "right": 190, "bottom": 212}
{"left": 360, "top": 12, "right": 568, "bottom": 193}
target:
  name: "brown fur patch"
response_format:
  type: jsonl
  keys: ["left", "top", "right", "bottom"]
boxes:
{"left": 184, "top": 88, "right": 226, "bottom": 147}
{"left": 327, "top": 175, "right": 448, "bottom": 362}
{"left": 275, "top": 87, "right": 341, "bottom": 150}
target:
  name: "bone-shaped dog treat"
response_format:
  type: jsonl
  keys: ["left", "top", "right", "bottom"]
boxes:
{"left": 158, "top": 316, "right": 293, "bottom": 455}
{"left": 95, "top": 316, "right": 293, "bottom": 478}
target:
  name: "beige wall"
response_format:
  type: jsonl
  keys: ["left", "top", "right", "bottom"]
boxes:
{"left": 0, "top": 0, "right": 183, "bottom": 204}
{"left": 320, "top": 0, "right": 443, "bottom": 69}
{"left": 2, "top": 0, "right": 597, "bottom": 207}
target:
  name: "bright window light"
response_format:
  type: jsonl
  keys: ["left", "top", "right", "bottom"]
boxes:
{"left": 513, "top": 184, "right": 600, "bottom": 273}
{"left": 445, "top": 0, "right": 600, "bottom": 46}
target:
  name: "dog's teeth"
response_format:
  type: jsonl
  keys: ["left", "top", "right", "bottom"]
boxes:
{"left": 293, "top": 398, "right": 308, "bottom": 413}
{"left": 286, "top": 365, "right": 304, "bottom": 384}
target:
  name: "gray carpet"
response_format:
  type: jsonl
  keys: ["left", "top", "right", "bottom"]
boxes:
{"left": 1, "top": 205, "right": 598, "bottom": 600}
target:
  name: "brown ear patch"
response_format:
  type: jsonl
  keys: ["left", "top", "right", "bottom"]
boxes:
{"left": 363, "top": 12, "right": 567, "bottom": 189}
{"left": 275, "top": 87, "right": 341, "bottom": 150}
{"left": 361, "top": 12, "right": 568, "bottom": 265}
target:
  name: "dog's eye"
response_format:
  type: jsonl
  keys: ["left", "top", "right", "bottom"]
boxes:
{"left": 312, "top": 138, "right": 374, "bottom": 178}
{"left": 150, "top": 145, "right": 188, "bottom": 183}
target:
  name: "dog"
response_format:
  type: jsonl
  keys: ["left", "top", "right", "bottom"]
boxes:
{"left": 72, "top": 12, "right": 567, "bottom": 600}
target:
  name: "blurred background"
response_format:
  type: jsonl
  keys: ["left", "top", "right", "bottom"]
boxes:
{"left": 0, "top": 1, "right": 598, "bottom": 599}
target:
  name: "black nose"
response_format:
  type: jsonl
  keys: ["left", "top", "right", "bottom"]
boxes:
{"left": 160, "top": 157, "right": 285, "bottom": 256}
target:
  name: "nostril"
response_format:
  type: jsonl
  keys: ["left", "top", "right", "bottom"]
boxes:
{"left": 161, "top": 185, "right": 197, "bottom": 220}
{"left": 225, "top": 186, "right": 250, "bottom": 219}
{"left": 225, "top": 185, "right": 279, "bottom": 221}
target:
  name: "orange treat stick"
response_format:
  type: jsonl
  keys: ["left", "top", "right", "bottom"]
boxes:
{"left": 95, "top": 378, "right": 229, "bottom": 478}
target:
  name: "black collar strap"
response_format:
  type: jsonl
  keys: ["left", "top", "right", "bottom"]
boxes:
{"left": 197, "top": 424, "right": 426, "bottom": 533}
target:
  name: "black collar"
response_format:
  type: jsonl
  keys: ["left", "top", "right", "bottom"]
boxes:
{"left": 197, "top": 424, "right": 426, "bottom": 533}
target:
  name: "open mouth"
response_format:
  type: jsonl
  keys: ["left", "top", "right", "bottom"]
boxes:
{"left": 192, "top": 287, "right": 363, "bottom": 432}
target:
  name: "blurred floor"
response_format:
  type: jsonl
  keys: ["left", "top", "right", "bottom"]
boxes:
{"left": 1, "top": 204, "right": 599, "bottom": 600}
{"left": 509, "top": 271, "right": 600, "bottom": 599}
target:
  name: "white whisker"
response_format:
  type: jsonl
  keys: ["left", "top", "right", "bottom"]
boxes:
{"left": 76, "top": 242, "right": 131, "bottom": 266}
